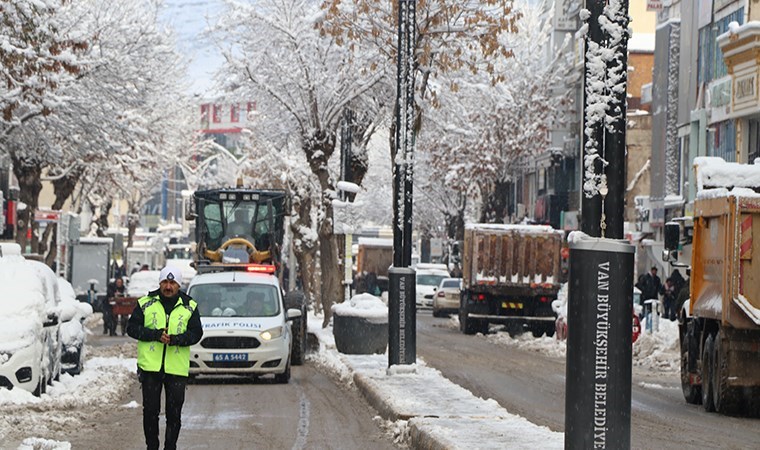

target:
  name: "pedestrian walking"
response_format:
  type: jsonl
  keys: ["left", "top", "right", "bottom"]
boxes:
{"left": 635, "top": 266, "right": 662, "bottom": 316}
{"left": 126, "top": 266, "right": 203, "bottom": 450}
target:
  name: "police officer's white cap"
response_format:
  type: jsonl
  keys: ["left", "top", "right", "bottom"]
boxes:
{"left": 159, "top": 266, "right": 182, "bottom": 288}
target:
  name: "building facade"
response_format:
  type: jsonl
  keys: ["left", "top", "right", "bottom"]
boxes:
{"left": 511, "top": 1, "right": 655, "bottom": 233}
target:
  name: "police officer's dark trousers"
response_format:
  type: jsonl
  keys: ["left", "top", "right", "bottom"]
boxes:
{"left": 141, "top": 371, "right": 187, "bottom": 450}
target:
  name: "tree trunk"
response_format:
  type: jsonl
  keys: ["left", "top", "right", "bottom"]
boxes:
{"left": 11, "top": 159, "right": 42, "bottom": 254}
{"left": 445, "top": 206, "right": 466, "bottom": 241}
{"left": 42, "top": 170, "right": 82, "bottom": 266}
{"left": 126, "top": 201, "right": 140, "bottom": 249}
{"left": 479, "top": 179, "right": 510, "bottom": 224}
{"left": 95, "top": 200, "right": 112, "bottom": 237}
{"left": 294, "top": 247, "right": 319, "bottom": 313}
{"left": 302, "top": 130, "right": 343, "bottom": 327}
{"left": 318, "top": 218, "right": 341, "bottom": 328}
{"left": 289, "top": 189, "right": 320, "bottom": 313}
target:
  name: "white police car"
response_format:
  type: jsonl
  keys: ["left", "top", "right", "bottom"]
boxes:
{"left": 186, "top": 265, "right": 301, "bottom": 383}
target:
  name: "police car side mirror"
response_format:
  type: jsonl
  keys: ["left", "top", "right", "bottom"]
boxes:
{"left": 286, "top": 308, "right": 302, "bottom": 321}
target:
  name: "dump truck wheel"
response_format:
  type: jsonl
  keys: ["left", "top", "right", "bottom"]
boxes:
{"left": 702, "top": 334, "right": 716, "bottom": 412}
{"left": 680, "top": 329, "right": 701, "bottom": 404}
{"left": 714, "top": 332, "right": 741, "bottom": 414}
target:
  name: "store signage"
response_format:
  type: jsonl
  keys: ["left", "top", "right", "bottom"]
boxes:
{"left": 735, "top": 73, "right": 757, "bottom": 103}
{"left": 647, "top": 0, "right": 663, "bottom": 11}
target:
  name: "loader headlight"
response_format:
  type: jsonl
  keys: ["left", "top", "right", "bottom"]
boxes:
{"left": 260, "top": 327, "right": 283, "bottom": 341}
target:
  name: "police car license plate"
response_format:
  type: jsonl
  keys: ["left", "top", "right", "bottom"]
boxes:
{"left": 213, "top": 353, "right": 248, "bottom": 362}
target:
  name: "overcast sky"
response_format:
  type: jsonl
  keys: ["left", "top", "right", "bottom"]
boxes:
{"left": 159, "top": 0, "right": 225, "bottom": 98}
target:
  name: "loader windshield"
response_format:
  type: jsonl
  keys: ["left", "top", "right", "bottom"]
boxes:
{"left": 194, "top": 189, "right": 288, "bottom": 254}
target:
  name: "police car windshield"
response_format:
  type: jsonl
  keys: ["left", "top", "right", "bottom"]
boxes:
{"left": 189, "top": 283, "right": 280, "bottom": 318}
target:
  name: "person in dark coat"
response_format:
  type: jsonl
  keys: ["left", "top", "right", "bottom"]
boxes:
{"left": 127, "top": 267, "right": 203, "bottom": 450}
{"left": 636, "top": 266, "right": 662, "bottom": 316}
{"left": 104, "top": 277, "right": 126, "bottom": 336}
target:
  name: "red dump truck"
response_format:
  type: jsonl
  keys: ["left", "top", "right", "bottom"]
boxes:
{"left": 665, "top": 157, "right": 760, "bottom": 415}
{"left": 459, "top": 223, "right": 565, "bottom": 336}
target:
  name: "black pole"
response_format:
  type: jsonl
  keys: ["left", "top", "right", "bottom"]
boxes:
{"left": 603, "top": 1, "right": 630, "bottom": 240}
{"left": 580, "top": 0, "right": 605, "bottom": 238}
{"left": 392, "top": 0, "right": 406, "bottom": 269}
{"left": 389, "top": 0, "right": 417, "bottom": 368}
{"left": 567, "top": 2, "right": 633, "bottom": 449}
{"left": 565, "top": 238, "right": 634, "bottom": 449}
{"left": 401, "top": 0, "right": 416, "bottom": 268}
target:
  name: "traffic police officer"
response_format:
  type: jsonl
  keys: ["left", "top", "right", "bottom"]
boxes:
{"left": 127, "top": 266, "right": 203, "bottom": 450}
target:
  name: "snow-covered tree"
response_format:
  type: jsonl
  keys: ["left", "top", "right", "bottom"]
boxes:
{"left": 321, "top": 0, "right": 522, "bottom": 160}
{"left": 213, "top": 0, "right": 388, "bottom": 324}
{"left": 3, "top": 0, "right": 194, "bottom": 260}
{"left": 0, "top": 0, "right": 88, "bottom": 137}
{"left": 417, "top": 0, "right": 572, "bottom": 229}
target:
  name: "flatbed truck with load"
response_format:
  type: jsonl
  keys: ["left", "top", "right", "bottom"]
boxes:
{"left": 459, "top": 223, "right": 565, "bottom": 336}
{"left": 187, "top": 186, "right": 307, "bottom": 366}
{"left": 665, "top": 157, "right": 760, "bottom": 414}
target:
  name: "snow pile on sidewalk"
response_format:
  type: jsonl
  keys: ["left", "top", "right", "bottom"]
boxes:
{"left": 437, "top": 312, "right": 679, "bottom": 373}
{"left": 632, "top": 316, "right": 679, "bottom": 373}
{"left": 0, "top": 343, "right": 137, "bottom": 444}
{"left": 307, "top": 313, "right": 563, "bottom": 449}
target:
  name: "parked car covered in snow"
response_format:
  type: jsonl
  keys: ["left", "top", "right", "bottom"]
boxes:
{"left": 0, "top": 244, "right": 62, "bottom": 396}
{"left": 58, "top": 278, "right": 93, "bottom": 375}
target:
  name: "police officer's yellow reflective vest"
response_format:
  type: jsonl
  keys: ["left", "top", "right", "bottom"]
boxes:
{"left": 136, "top": 295, "right": 197, "bottom": 377}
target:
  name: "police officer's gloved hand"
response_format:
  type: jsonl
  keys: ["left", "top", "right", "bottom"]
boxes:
{"left": 151, "top": 329, "right": 165, "bottom": 342}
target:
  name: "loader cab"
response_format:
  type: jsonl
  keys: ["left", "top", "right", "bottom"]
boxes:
{"left": 190, "top": 189, "right": 288, "bottom": 266}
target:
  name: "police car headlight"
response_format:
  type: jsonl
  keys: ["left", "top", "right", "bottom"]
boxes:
{"left": 260, "top": 327, "right": 283, "bottom": 341}
{"left": 0, "top": 351, "right": 13, "bottom": 364}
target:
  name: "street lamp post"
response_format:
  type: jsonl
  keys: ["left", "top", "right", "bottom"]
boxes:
{"left": 565, "top": 2, "right": 633, "bottom": 449}
{"left": 389, "top": 0, "right": 417, "bottom": 367}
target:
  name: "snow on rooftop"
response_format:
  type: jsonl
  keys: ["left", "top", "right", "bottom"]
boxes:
{"left": 628, "top": 33, "right": 654, "bottom": 53}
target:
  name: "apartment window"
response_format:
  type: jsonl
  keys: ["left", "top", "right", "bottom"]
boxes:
{"left": 213, "top": 104, "right": 222, "bottom": 123}
{"left": 709, "top": 120, "right": 736, "bottom": 162}
{"left": 698, "top": 8, "right": 744, "bottom": 84}
{"left": 749, "top": 119, "right": 760, "bottom": 164}
{"left": 230, "top": 104, "right": 240, "bottom": 123}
